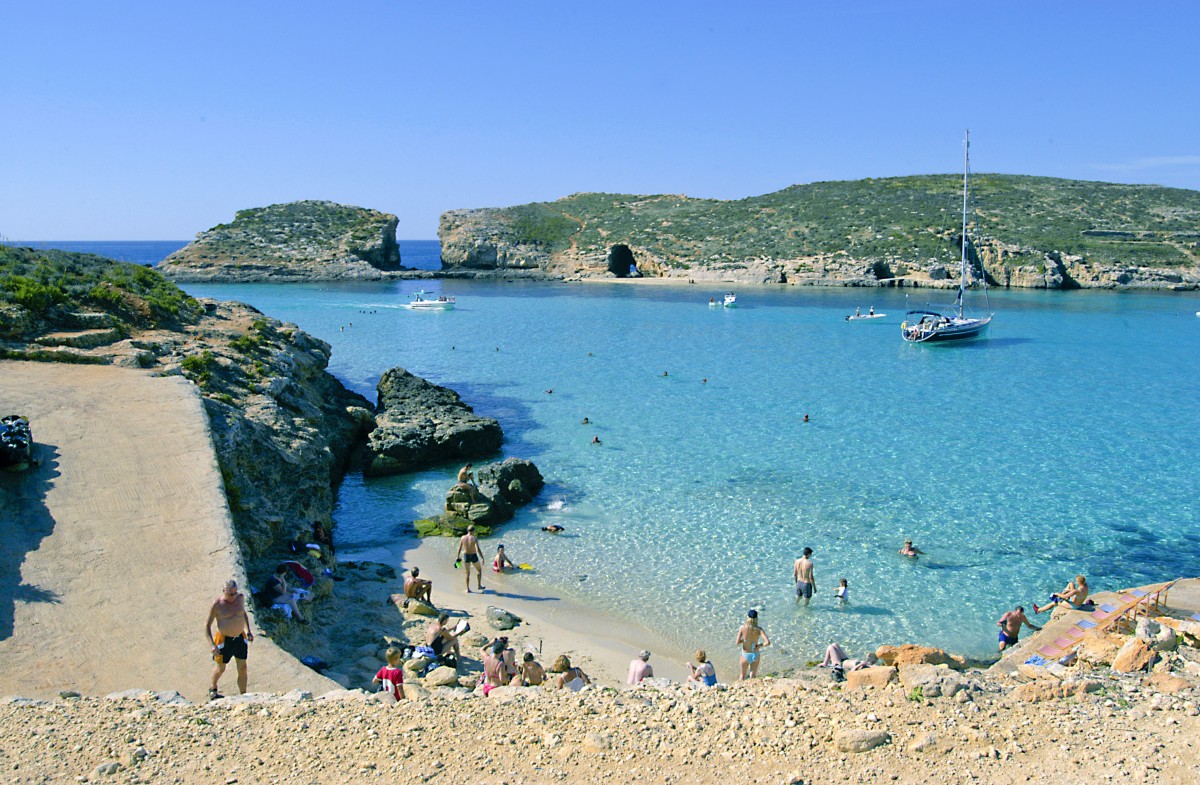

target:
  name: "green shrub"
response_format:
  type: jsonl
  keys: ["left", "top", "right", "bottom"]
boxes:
{"left": 181, "top": 350, "right": 218, "bottom": 387}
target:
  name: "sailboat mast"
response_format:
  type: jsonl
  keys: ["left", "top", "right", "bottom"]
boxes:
{"left": 959, "top": 130, "right": 970, "bottom": 318}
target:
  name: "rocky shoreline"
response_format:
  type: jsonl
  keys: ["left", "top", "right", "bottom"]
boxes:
{"left": 4, "top": 600, "right": 1198, "bottom": 785}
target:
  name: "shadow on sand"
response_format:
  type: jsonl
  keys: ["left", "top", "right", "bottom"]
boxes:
{"left": 0, "top": 442, "right": 61, "bottom": 640}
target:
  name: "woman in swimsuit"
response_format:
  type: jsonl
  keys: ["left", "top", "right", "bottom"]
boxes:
{"left": 736, "top": 609, "right": 770, "bottom": 680}
{"left": 686, "top": 650, "right": 717, "bottom": 688}
{"left": 552, "top": 655, "right": 591, "bottom": 691}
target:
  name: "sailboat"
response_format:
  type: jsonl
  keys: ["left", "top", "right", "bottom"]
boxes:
{"left": 901, "top": 131, "right": 993, "bottom": 344}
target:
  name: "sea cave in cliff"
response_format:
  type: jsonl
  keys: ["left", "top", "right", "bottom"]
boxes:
{"left": 607, "top": 244, "right": 636, "bottom": 277}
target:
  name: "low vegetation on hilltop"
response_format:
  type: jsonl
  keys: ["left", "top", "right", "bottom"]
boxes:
{"left": 158, "top": 200, "right": 402, "bottom": 281}
{"left": 442, "top": 175, "right": 1200, "bottom": 276}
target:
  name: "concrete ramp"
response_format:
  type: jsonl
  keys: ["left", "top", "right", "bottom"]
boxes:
{"left": 0, "top": 361, "right": 337, "bottom": 701}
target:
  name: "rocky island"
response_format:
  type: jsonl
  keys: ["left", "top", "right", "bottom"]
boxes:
{"left": 439, "top": 176, "right": 1200, "bottom": 289}
{"left": 157, "top": 200, "right": 404, "bottom": 282}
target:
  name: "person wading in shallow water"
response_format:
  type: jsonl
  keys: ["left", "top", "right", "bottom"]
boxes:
{"left": 456, "top": 525, "right": 484, "bottom": 593}
{"left": 736, "top": 609, "right": 770, "bottom": 680}
{"left": 205, "top": 579, "right": 254, "bottom": 700}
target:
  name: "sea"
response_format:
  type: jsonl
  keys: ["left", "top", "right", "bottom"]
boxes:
{"left": 16, "top": 240, "right": 1200, "bottom": 665}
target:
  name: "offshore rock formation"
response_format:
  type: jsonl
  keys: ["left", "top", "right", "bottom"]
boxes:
{"left": 363, "top": 367, "right": 503, "bottom": 477}
{"left": 438, "top": 176, "right": 1200, "bottom": 290}
{"left": 415, "top": 457, "right": 544, "bottom": 536}
{"left": 158, "top": 201, "right": 403, "bottom": 282}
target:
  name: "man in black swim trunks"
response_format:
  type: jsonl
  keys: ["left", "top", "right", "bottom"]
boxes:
{"left": 456, "top": 524, "right": 484, "bottom": 593}
{"left": 205, "top": 579, "right": 254, "bottom": 699}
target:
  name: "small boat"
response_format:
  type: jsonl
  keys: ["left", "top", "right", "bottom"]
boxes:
{"left": 846, "top": 310, "right": 885, "bottom": 321}
{"left": 407, "top": 292, "right": 455, "bottom": 310}
{"left": 902, "top": 131, "right": 992, "bottom": 344}
{"left": 723, "top": 293, "right": 738, "bottom": 308}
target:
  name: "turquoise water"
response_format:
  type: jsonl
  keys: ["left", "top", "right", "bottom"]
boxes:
{"left": 178, "top": 269, "right": 1200, "bottom": 664}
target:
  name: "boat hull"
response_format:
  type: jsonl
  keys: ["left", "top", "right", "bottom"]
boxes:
{"left": 902, "top": 316, "right": 990, "bottom": 343}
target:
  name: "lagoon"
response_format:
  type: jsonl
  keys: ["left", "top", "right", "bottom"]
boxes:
{"left": 177, "top": 253, "right": 1200, "bottom": 666}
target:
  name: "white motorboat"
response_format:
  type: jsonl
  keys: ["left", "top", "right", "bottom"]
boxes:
{"left": 846, "top": 310, "right": 885, "bottom": 321}
{"left": 407, "top": 292, "right": 455, "bottom": 310}
{"left": 723, "top": 293, "right": 737, "bottom": 308}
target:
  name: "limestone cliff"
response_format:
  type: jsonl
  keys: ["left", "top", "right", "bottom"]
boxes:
{"left": 158, "top": 200, "right": 402, "bottom": 282}
{"left": 438, "top": 177, "right": 1200, "bottom": 290}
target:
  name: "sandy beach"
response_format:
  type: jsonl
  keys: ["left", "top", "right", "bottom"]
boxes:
{"left": 397, "top": 536, "right": 721, "bottom": 686}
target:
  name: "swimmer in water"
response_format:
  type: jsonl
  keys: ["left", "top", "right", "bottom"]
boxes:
{"left": 541, "top": 524, "right": 564, "bottom": 533}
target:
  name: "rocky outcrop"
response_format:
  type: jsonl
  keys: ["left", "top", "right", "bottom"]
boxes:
{"left": 416, "top": 457, "right": 544, "bottom": 536}
{"left": 158, "top": 201, "right": 403, "bottom": 282}
{"left": 166, "top": 301, "right": 374, "bottom": 560}
{"left": 363, "top": 367, "right": 503, "bottom": 477}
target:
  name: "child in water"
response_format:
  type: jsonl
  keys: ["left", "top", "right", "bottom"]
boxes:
{"left": 492, "top": 544, "right": 516, "bottom": 574}
{"left": 835, "top": 578, "right": 849, "bottom": 605}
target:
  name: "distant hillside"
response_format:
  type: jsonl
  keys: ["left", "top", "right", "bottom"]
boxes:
{"left": 158, "top": 201, "right": 402, "bottom": 282}
{"left": 439, "top": 175, "right": 1200, "bottom": 289}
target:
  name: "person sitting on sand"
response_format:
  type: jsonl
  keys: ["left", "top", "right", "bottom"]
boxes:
{"left": 481, "top": 639, "right": 510, "bottom": 690}
{"left": 426, "top": 611, "right": 463, "bottom": 664}
{"left": 686, "top": 650, "right": 717, "bottom": 688}
{"left": 997, "top": 605, "right": 1040, "bottom": 651}
{"left": 553, "top": 655, "right": 591, "bottom": 691}
{"left": 372, "top": 647, "right": 406, "bottom": 701}
{"left": 513, "top": 652, "right": 546, "bottom": 686}
{"left": 403, "top": 567, "right": 433, "bottom": 605}
{"left": 492, "top": 544, "right": 516, "bottom": 574}
{"left": 736, "top": 609, "right": 770, "bottom": 680}
{"left": 899, "top": 539, "right": 925, "bottom": 558}
{"left": 627, "top": 650, "right": 653, "bottom": 685}
{"left": 1034, "top": 575, "right": 1090, "bottom": 614}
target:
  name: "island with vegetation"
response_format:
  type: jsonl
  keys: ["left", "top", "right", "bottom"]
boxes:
{"left": 157, "top": 200, "right": 404, "bottom": 282}
{"left": 438, "top": 175, "right": 1200, "bottom": 290}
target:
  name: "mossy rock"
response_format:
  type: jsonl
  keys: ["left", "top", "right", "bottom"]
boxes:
{"left": 413, "top": 513, "right": 492, "bottom": 538}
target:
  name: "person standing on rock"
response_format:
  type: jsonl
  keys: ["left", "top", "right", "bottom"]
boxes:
{"left": 736, "top": 609, "right": 770, "bottom": 680}
{"left": 793, "top": 547, "right": 816, "bottom": 606}
{"left": 997, "top": 606, "right": 1040, "bottom": 651}
{"left": 456, "top": 525, "right": 484, "bottom": 592}
{"left": 205, "top": 579, "right": 254, "bottom": 700}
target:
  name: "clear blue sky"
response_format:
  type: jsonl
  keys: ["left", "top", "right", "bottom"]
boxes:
{"left": 3, "top": 1, "right": 1198, "bottom": 240}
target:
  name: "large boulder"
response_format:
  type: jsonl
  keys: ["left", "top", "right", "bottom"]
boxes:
{"left": 1077, "top": 631, "right": 1122, "bottom": 666}
{"left": 834, "top": 729, "right": 890, "bottom": 753}
{"left": 418, "top": 458, "right": 544, "bottom": 535}
{"left": 476, "top": 458, "right": 544, "bottom": 505}
{"left": 364, "top": 367, "right": 503, "bottom": 477}
{"left": 486, "top": 606, "right": 522, "bottom": 631}
{"left": 1112, "top": 637, "right": 1156, "bottom": 673}
{"left": 423, "top": 666, "right": 461, "bottom": 687}
{"left": 876, "top": 644, "right": 959, "bottom": 670}
{"left": 844, "top": 666, "right": 896, "bottom": 690}
{"left": 898, "top": 664, "right": 966, "bottom": 698}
